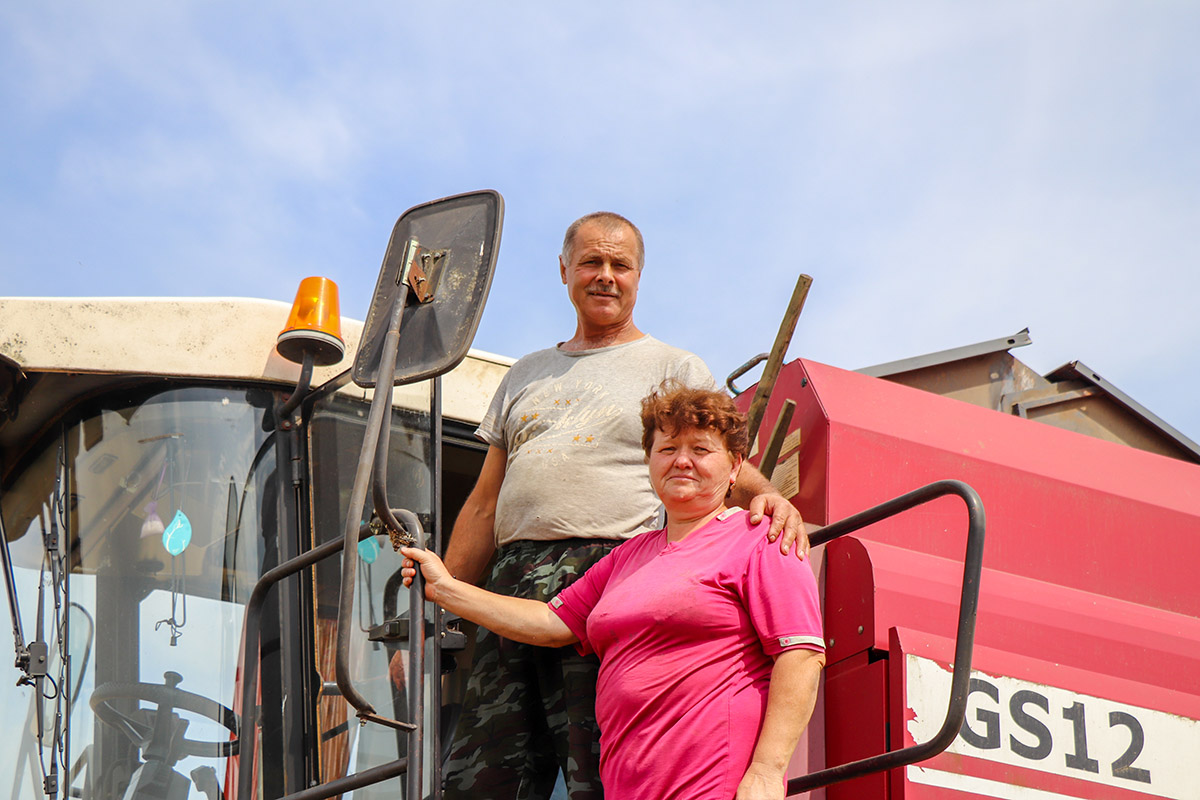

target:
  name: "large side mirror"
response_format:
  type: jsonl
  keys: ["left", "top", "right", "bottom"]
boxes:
{"left": 353, "top": 190, "right": 504, "bottom": 387}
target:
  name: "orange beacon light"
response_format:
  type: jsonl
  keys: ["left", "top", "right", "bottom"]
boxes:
{"left": 276, "top": 276, "right": 346, "bottom": 366}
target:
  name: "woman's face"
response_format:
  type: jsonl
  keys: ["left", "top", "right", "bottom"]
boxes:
{"left": 648, "top": 426, "right": 743, "bottom": 515}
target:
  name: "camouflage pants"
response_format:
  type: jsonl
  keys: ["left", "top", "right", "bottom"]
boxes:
{"left": 443, "top": 538, "right": 617, "bottom": 800}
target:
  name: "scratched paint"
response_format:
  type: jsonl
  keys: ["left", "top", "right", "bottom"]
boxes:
{"left": 905, "top": 654, "right": 1200, "bottom": 800}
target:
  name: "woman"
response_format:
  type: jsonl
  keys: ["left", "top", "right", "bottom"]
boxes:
{"left": 401, "top": 385, "right": 824, "bottom": 799}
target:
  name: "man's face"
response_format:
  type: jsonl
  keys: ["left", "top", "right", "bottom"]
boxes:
{"left": 560, "top": 222, "right": 641, "bottom": 331}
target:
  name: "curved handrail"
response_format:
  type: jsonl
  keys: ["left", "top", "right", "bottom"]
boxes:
{"left": 235, "top": 524, "right": 409, "bottom": 800}
{"left": 787, "top": 479, "right": 986, "bottom": 795}
{"left": 725, "top": 352, "right": 768, "bottom": 396}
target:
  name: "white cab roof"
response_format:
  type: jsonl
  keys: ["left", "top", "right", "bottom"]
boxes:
{"left": 0, "top": 297, "right": 512, "bottom": 426}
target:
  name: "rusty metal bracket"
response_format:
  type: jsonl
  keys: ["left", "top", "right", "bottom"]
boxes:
{"left": 394, "top": 239, "right": 444, "bottom": 305}
{"left": 405, "top": 255, "right": 433, "bottom": 303}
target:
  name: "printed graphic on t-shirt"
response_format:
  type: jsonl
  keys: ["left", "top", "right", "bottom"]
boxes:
{"left": 509, "top": 378, "right": 624, "bottom": 464}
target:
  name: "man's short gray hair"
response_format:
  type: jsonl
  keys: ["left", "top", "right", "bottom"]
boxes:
{"left": 561, "top": 212, "right": 645, "bottom": 270}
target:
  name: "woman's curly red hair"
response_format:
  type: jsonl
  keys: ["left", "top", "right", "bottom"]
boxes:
{"left": 640, "top": 382, "right": 749, "bottom": 459}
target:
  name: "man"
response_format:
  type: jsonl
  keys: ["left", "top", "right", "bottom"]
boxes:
{"left": 440, "top": 212, "right": 807, "bottom": 799}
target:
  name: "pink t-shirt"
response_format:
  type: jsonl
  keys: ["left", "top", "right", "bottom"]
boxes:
{"left": 549, "top": 508, "right": 824, "bottom": 800}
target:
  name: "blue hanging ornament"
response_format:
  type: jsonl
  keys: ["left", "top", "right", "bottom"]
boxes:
{"left": 162, "top": 510, "right": 192, "bottom": 556}
{"left": 357, "top": 536, "right": 380, "bottom": 564}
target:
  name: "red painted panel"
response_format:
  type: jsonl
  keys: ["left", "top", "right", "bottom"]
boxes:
{"left": 746, "top": 358, "right": 1200, "bottom": 618}
{"left": 826, "top": 537, "right": 1200, "bottom": 702}
{"left": 825, "top": 653, "right": 889, "bottom": 800}
{"left": 822, "top": 537, "right": 877, "bottom": 665}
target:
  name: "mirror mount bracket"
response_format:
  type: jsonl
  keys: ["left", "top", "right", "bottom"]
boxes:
{"left": 394, "top": 239, "right": 441, "bottom": 305}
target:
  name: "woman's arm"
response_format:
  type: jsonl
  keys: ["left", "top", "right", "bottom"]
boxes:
{"left": 400, "top": 546, "right": 578, "bottom": 648}
{"left": 735, "top": 648, "right": 825, "bottom": 800}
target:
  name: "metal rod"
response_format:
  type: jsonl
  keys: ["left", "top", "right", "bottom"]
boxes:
{"left": 0, "top": 490, "right": 28, "bottom": 665}
{"left": 726, "top": 353, "right": 767, "bottom": 396}
{"left": 277, "top": 351, "right": 316, "bottom": 421}
{"left": 372, "top": 383, "right": 412, "bottom": 548}
{"left": 303, "top": 368, "right": 354, "bottom": 410}
{"left": 745, "top": 274, "right": 813, "bottom": 446}
{"left": 786, "top": 479, "right": 986, "bottom": 795}
{"left": 276, "top": 756, "right": 408, "bottom": 800}
{"left": 334, "top": 284, "right": 410, "bottom": 716}
{"left": 400, "top": 509, "right": 426, "bottom": 800}
{"left": 431, "top": 374, "right": 444, "bottom": 798}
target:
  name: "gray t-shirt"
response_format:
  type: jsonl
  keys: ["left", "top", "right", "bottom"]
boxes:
{"left": 478, "top": 335, "right": 715, "bottom": 547}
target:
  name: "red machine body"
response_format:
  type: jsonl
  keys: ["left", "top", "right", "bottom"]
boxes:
{"left": 744, "top": 358, "right": 1200, "bottom": 800}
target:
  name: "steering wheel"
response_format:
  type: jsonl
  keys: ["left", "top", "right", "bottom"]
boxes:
{"left": 90, "top": 671, "right": 239, "bottom": 759}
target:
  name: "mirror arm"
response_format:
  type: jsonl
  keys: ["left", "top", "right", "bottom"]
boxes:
{"left": 333, "top": 285, "right": 409, "bottom": 718}
{"left": 331, "top": 283, "right": 430, "bottom": 796}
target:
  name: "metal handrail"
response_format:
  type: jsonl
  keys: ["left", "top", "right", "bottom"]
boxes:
{"left": 277, "top": 757, "right": 409, "bottom": 800}
{"left": 726, "top": 352, "right": 768, "bottom": 396}
{"left": 235, "top": 523, "right": 414, "bottom": 800}
{"left": 787, "top": 479, "right": 986, "bottom": 795}
{"left": 241, "top": 276, "right": 428, "bottom": 800}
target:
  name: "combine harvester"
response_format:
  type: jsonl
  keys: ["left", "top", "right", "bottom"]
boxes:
{"left": 1, "top": 192, "right": 1197, "bottom": 799}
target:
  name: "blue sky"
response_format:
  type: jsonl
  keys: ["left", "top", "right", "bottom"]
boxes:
{"left": 3, "top": 2, "right": 1198, "bottom": 443}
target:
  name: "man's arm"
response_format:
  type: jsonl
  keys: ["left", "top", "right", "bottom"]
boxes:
{"left": 442, "top": 445, "right": 507, "bottom": 585}
{"left": 731, "top": 464, "right": 809, "bottom": 557}
{"left": 734, "top": 648, "right": 825, "bottom": 800}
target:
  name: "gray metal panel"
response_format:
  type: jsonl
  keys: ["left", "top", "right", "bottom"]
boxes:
{"left": 857, "top": 328, "right": 1033, "bottom": 378}
{"left": 1044, "top": 361, "right": 1200, "bottom": 461}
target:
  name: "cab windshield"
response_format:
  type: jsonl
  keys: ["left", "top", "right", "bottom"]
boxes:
{"left": 1, "top": 382, "right": 433, "bottom": 800}
{"left": 1, "top": 385, "right": 274, "bottom": 799}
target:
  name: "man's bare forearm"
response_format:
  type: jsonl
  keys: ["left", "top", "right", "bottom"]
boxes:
{"left": 730, "top": 462, "right": 777, "bottom": 508}
{"left": 443, "top": 502, "right": 497, "bottom": 584}
{"left": 730, "top": 462, "right": 808, "bottom": 556}
{"left": 442, "top": 445, "right": 506, "bottom": 584}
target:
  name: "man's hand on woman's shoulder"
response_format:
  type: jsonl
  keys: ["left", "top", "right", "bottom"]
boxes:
{"left": 748, "top": 493, "right": 809, "bottom": 558}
